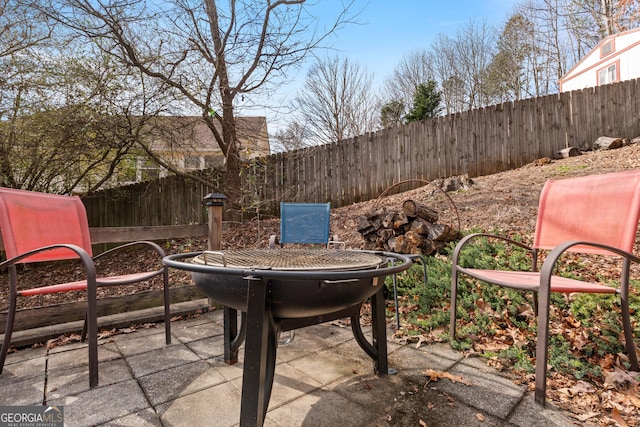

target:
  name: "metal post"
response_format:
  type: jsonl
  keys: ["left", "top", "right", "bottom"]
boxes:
{"left": 203, "top": 193, "right": 226, "bottom": 250}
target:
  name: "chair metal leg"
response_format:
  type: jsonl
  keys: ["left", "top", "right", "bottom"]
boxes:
{"left": 0, "top": 270, "right": 18, "bottom": 374}
{"left": 392, "top": 273, "right": 400, "bottom": 329}
{"left": 0, "top": 318, "right": 14, "bottom": 375}
{"left": 162, "top": 267, "right": 172, "bottom": 345}
{"left": 86, "top": 279, "right": 99, "bottom": 388}
{"left": 278, "top": 330, "right": 295, "bottom": 345}
{"left": 534, "top": 280, "right": 552, "bottom": 406}
{"left": 620, "top": 262, "right": 638, "bottom": 370}
{"left": 390, "top": 255, "right": 427, "bottom": 330}
{"left": 620, "top": 297, "right": 638, "bottom": 370}
{"left": 81, "top": 313, "right": 88, "bottom": 342}
{"left": 449, "top": 266, "right": 459, "bottom": 340}
{"left": 0, "top": 309, "right": 14, "bottom": 374}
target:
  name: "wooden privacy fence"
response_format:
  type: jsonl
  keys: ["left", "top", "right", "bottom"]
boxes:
{"left": 83, "top": 169, "right": 224, "bottom": 227}
{"left": 256, "top": 79, "right": 640, "bottom": 210}
{"left": 83, "top": 78, "right": 640, "bottom": 227}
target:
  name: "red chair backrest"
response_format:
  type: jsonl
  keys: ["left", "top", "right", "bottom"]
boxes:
{"left": 0, "top": 188, "right": 93, "bottom": 263}
{"left": 533, "top": 170, "right": 640, "bottom": 254}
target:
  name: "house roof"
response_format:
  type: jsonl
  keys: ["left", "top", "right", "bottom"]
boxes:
{"left": 146, "top": 116, "right": 270, "bottom": 157}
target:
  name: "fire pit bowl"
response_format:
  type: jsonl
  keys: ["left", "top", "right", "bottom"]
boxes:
{"left": 166, "top": 249, "right": 408, "bottom": 319}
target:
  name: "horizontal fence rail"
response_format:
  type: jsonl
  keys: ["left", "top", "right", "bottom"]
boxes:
{"left": 0, "top": 225, "right": 209, "bottom": 252}
{"left": 82, "top": 79, "right": 640, "bottom": 227}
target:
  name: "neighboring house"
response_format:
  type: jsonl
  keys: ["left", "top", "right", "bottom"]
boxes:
{"left": 133, "top": 116, "right": 270, "bottom": 182}
{"left": 559, "top": 27, "right": 640, "bottom": 93}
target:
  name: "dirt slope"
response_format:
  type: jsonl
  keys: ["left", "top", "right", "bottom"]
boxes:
{"left": 282, "top": 143, "right": 640, "bottom": 250}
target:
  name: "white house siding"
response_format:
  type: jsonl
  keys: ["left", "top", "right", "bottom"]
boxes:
{"left": 559, "top": 27, "right": 640, "bottom": 92}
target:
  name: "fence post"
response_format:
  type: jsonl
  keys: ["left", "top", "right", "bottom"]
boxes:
{"left": 203, "top": 193, "right": 226, "bottom": 250}
{"left": 203, "top": 193, "right": 226, "bottom": 308}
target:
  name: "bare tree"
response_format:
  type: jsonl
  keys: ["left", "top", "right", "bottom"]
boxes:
{"left": 0, "top": 0, "right": 54, "bottom": 58}
{"left": 0, "top": 34, "right": 177, "bottom": 193}
{"left": 514, "top": 0, "right": 640, "bottom": 94}
{"left": 292, "top": 55, "right": 378, "bottom": 145}
{"left": 566, "top": 0, "right": 640, "bottom": 46}
{"left": 429, "top": 20, "right": 496, "bottom": 113}
{"left": 512, "top": 0, "right": 573, "bottom": 94}
{"left": 382, "top": 49, "right": 435, "bottom": 118}
{"left": 380, "top": 100, "right": 404, "bottom": 128}
{"left": 272, "top": 121, "right": 311, "bottom": 152}
{"left": 0, "top": 1, "right": 221, "bottom": 193}
{"left": 43, "top": 0, "right": 356, "bottom": 216}
{"left": 614, "top": 0, "right": 640, "bottom": 31}
{"left": 485, "top": 13, "right": 541, "bottom": 102}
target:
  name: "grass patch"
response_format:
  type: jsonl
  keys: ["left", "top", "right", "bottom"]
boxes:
{"left": 555, "top": 164, "right": 589, "bottom": 174}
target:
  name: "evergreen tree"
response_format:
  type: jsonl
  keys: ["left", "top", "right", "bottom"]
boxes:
{"left": 404, "top": 81, "right": 442, "bottom": 123}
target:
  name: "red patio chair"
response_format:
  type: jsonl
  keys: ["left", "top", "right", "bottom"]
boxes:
{"left": 449, "top": 170, "right": 640, "bottom": 406}
{"left": 0, "top": 187, "right": 171, "bottom": 388}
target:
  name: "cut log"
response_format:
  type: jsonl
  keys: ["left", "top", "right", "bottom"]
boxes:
{"left": 393, "top": 235, "right": 410, "bottom": 253}
{"left": 392, "top": 212, "right": 410, "bottom": 230}
{"left": 356, "top": 217, "right": 374, "bottom": 234}
{"left": 410, "top": 217, "right": 433, "bottom": 235}
{"left": 382, "top": 212, "right": 397, "bottom": 229}
{"left": 426, "top": 223, "right": 460, "bottom": 241}
{"left": 365, "top": 207, "right": 387, "bottom": 220}
{"left": 420, "top": 239, "right": 437, "bottom": 256}
{"left": 402, "top": 200, "right": 439, "bottom": 222}
{"left": 555, "top": 147, "right": 580, "bottom": 159}
{"left": 593, "top": 136, "right": 624, "bottom": 151}
{"left": 404, "top": 230, "right": 424, "bottom": 247}
{"left": 358, "top": 201, "right": 459, "bottom": 257}
{"left": 387, "top": 236, "right": 397, "bottom": 251}
{"left": 393, "top": 233, "right": 423, "bottom": 255}
{"left": 377, "top": 228, "right": 395, "bottom": 241}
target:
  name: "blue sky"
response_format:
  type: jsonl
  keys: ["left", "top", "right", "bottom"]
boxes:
{"left": 316, "top": 0, "right": 516, "bottom": 85}
{"left": 255, "top": 0, "right": 517, "bottom": 129}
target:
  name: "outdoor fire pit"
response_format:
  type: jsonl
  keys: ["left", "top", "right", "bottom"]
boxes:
{"left": 163, "top": 248, "right": 412, "bottom": 427}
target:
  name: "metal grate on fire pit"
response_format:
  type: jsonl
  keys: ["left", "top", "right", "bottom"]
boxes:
{"left": 191, "top": 249, "right": 387, "bottom": 271}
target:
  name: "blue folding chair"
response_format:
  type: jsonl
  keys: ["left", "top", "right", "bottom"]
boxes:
{"left": 269, "top": 202, "right": 343, "bottom": 344}
{"left": 269, "top": 202, "right": 343, "bottom": 249}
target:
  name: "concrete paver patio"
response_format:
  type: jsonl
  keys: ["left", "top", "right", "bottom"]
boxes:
{"left": 0, "top": 308, "right": 578, "bottom": 426}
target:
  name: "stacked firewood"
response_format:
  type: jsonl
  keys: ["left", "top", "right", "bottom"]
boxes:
{"left": 357, "top": 199, "right": 460, "bottom": 255}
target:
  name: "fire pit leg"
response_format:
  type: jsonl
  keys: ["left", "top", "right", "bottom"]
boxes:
{"left": 240, "top": 277, "right": 279, "bottom": 427}
{"left": 224, "top": 307, "right": 239, "bottom": 364}
{"left": 350, "top": 285, "right": 390, "bottom": 375}
{"left": 370, "top": 285, "right": 389, "bottom": 375}
{"left": 224, "top": 309, "right": 247, "bottom": 364}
